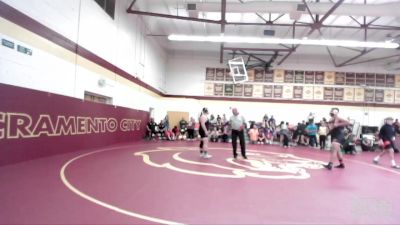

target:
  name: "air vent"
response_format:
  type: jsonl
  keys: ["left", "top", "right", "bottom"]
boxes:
{"left": 297, "top": 4, "right": 306, "bottom": 12}
{"left": 263, "top": 30, "right": 275, "bottom": 36}
{"left": 187, "top": 3, "right": 197, "bottom": 10}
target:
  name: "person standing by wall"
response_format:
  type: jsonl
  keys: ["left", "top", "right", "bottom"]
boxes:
{"left": 318, "top": 121, "right": 328, "bottom": 150}
{"left": 229, "top": 108, "right": 247, "bottom": 159}
{"left": 187, "top": 117, "right": 196, "bottom": 141}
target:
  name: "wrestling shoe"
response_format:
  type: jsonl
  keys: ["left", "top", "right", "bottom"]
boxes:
{"left": 334, "top": 164, "right": 345, "bottom": 169}
{"left": 391, "top": 165, "right": 400, "bottom": 169}
{"left": 323, "top": 163, "right": 333, "bottom": 170}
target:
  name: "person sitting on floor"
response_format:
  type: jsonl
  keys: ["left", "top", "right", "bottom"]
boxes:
{"left": 258, "top": 127, "right": 266, "bottom": 144}
{"left": 248, "top": 124, "right": 259, "bottom": 144}
{"left": 210, "top": 127, "right": 220, "bottom": 142}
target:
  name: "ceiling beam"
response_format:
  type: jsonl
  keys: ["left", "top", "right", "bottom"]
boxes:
{"left": 223, "top": 47, "right": 291, "bottom": 52}
{"left": 126, "top": 9, "right": 221, "bottom": 24}
{"left": 343, "top": 54, "right": 400, "bottom": 67}
{"left": 277, "top": 0, "right": 345, "bottom": 65}
{"left": 337, "top": 48, "right": 375, "bottom": 67}
{"left": 220, "top": 0, "right": 227, "bottom": 63}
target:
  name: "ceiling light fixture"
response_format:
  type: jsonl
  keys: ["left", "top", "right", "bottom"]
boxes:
{"left": 168, "top": 34, "right": 399, "bottom": 49}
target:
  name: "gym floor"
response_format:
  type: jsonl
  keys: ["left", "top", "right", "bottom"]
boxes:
{"left": 1, "top": 141, "right": 399, "bottom": 224}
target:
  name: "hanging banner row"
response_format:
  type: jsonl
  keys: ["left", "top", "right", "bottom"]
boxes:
{"left": 204, "top": 83, "right": 400, "bottom": 104}
{"left": 206, "top": 68, "right": 400, "bottom": 88}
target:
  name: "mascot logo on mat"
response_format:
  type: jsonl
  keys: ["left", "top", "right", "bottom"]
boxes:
{"left": 134, "top": 147, "right": 324, "bottom": 180}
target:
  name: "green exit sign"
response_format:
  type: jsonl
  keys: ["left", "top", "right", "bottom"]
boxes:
{"left": 1, "top": 39, "right": 14, "bottom": 49}
{"left": 17, "top": 45, "right": 32, "bottom": 56}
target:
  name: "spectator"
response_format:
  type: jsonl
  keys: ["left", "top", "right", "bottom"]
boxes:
{"left": 221, "top": 123, "right": 230, "bottom": 143}
{"left": 258, "top": 127, "right": 266, "bottom": 144}
{"left": 265, "top": 126, "right": 273, "bottom": 144}
{"left": 279, "top": 121, "right": 289, "bottom": 148}
{"left": 248, "top": 124, "right": 259, "bottom": 144}
{"left": 210, "top": 127, "right": 220, "bottom": 142}
{"left": 158, "top": 120, "right": 166, "bottom": 140}
{"left": 164, "top": 115, "right": 170, "bottom": 130}
{"left": 172, "top": 126, "right": 180, "bottom": 139}
{"left": 187, "top": 117, "right": 196, "bottom": 141}
{"left": 179, "top": 117, "right": 188, "bottom": 138}
{"left": 343, "top": 130, "right": 356, "bottom": 155}
{"left": 306, "top": 121, "right": 318, "bottom": 147}
{"left": 319, "top": 121, "right": 328, "bottom": 150}
{"left": 164, "top": 128, "right": 175, "bottom": 141}
{"left": 146, "top": 118, "right": 157, "bottom": 140}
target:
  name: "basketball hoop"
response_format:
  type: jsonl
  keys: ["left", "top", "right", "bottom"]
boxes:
{"left": 228, "top": 57, "right": 248, "bottom": 84}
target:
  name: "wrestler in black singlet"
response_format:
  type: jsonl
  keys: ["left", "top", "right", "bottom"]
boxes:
{"left": 199, "top": 116, "right": 210, "bottom": 138}
{"left": 329, "top": 119, "right": 345, "bottom": 145}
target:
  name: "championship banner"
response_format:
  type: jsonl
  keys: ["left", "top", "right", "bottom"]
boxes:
{"left": 214, "top": 83, "right": 224, "bottom": 96}
{"left": 282, "top": 85, "right": 293, "bottom": 99}
{"left": 265, "top": 69, "right": 274, "bottom": 82}
{"left": 395, "top": 74, "right": 400, "bottom": 88}
{"left": 395, "top": 90, "right": 400, "bottom": 104}
{"left": 354, "top": 88, "right": 365, "bottom": 102}
{"left": 0, "top": 83, "right": 148, "bottom": 166}
{"left": 384, "top": 90, "right": 395, "bottom": 103}
{"left": 225, "top": 68, "right": 233, "bottom": 81}
{"left": 204, "top": 82, "right": 214, "bottom": 96}
{"left": 364, "top": 89, "right": 374, "bottom": 102}
{"left": 206, "top": 68, "right": 215, "bottom": 81}
{"left": 355, "top": 73, "right": 366, "bottom": 86}
{"left": 254, "top": 69, "right": 264, "bottom": 82}
{"left": 224, "top": 84, "right": 234, "bottom": 96}
{"left": 273, "top": 85, "right": 283, "bottom": 98}
{"left": 315, "top": 71, "right": 324, "bottom": 84}
{"left": 284, "top": 70, "right": 294, "bottom": 83}
{"left": 234, "top": 84, "right": 244, "bottom": 96}
{"left": 295, "top": 70, "right": 304, "bottom": 83}
{"left": 375, "top": 74, "right": 386, "bottom": 87}
{"left": 386, "top": 74, "right": 395, "bottom": 87}
{"left": 303, "top": 86, "right": 313, "bottom": 100}
{"left": 335, "top": 72, "right": 345, "bottom": 85}
{"left": 323, "top": 87, "right": 334, "bottom": 101}
{"left": 334, "top": 88, "right": 344, "bottom": 101}
{"left": 343, "top": 88, "right": 354, "bottom": 101}
{"left": 324, "top": 71, "right": 335, "bottom": 85}
{"left": 345, "top": 72, "right": 355, "bottom": 86}
{"left": 366, "top": 73, "right": 375, "bottom": 86}
{"left": 247, "top": 69, "right": 255, "bottom": 82}
{"left": 263, "top": 85, "right": 273, "bottom": 98}
{"left": 305, "top": 71, "right": 314, "bottom": 84}
{"left": 243, "top": 84, "right": 253, "bottom": 97}
{"left": 274, "top": 69, "right": 284, "bottom": 83}
{"left": 252, "top": 84, "right": 263, "bottom": 98}
{"left": 293, "top": 86, "right": 303, "bottom": 99}
{"left": 314, "top": 86, "right": 324, "bottom": 100}
{"left": 374, "top": 89, "right": 384, "bottom": 102}
{"left": 215, "top": 68, "right": 225, "bottom": 81}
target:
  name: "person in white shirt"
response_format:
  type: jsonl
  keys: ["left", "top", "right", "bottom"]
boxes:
{"left": 229, "top": 108, "right": 247, "bottom": 159}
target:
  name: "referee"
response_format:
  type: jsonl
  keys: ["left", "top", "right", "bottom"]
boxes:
{"left": 229, "top": 108, "right": 247, "bottom": 159}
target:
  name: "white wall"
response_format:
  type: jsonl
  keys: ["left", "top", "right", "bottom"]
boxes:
{"left": 164, "top": 50, "right": 400, "bottom": 127}
{"left": 0, "top": 0, "right": 166, "bottom": 113}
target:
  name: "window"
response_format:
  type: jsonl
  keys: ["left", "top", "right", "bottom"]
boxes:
{"left": 84, "top": 91, "right": 113, "bottom": 105}
{"left": 94, "top": 0, "right": 115, "bottom": 19}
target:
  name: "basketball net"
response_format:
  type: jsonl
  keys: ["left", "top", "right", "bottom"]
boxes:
{"left": 228, "top": 57, "right": 248, "bottom": 84}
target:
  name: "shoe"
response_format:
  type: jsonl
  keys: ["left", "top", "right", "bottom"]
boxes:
{"left": 233, "top": 155, "right": 238, "bottom": 159}
{"left": 203, "top": 153, "right": 212, "bottom": 159}
{"left": 243, "top": 156, "right": 248, "bottom": 160}
{"left": 373, "top": 159, "right": 379, "bottom": 165}
{"left": 334, "top": 164, "right": 345, "bottom": 169}
{"left": 391, "top": 165, "right": 400, "bottom": 169}
{"left": 200, "top": 151, "right": 204, "bottom": 158}
{"left": 323, "top": 163, "right": 333, "bottom": 170}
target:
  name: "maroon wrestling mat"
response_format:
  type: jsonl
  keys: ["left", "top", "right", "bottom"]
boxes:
{"left": 1, "top": 141, "right": 400, "bottom": 224}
